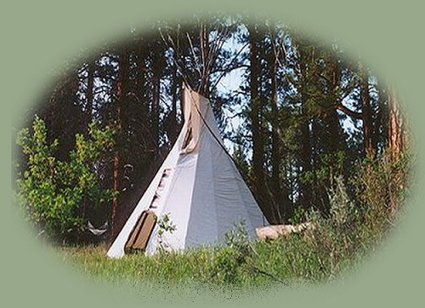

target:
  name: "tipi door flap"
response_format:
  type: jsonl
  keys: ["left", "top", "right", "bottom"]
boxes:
{"left": 125, "top": 210, "right": 157, "bottom": 252}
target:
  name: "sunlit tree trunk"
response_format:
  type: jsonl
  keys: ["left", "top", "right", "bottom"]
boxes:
{"left": 388, "top": 87, "right": 406, "bottom": 161}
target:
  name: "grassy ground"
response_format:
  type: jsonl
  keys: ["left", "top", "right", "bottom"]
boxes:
{"left": 58, "top": 232, "right": 367, "bottom": 291}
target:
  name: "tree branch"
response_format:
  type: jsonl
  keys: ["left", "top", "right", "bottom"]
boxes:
{"left": 336, "top": 104, "right": 362, "bottom": 119}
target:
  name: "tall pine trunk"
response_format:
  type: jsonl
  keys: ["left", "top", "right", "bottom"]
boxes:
{"left": 82, "top": 60, "right": 95, "bottom": 221}
{"left": 270, "top": 41, "right": 291, "bottom": 222}
{"left": 271, "top": 56, "right": 283, "bottom": 221}
{"left": 327, "top": 56, "right": 343, "bottom": 154}
{"left": 360, "top": 64, "right": 374, "bottom": 157}
{"left": 151, "top": 54, "right": 161, "bottom": 154}
{"left": 248, "top": 25, "right": 269, "bottom": 222}
{"left": 199, "top": 22, "right": 210, "bottom": 97}
{"left": 170, "top": 61, "right": 180, "bottom": 144}
{"left": 300, "top": 114, "right": 313, "bottom": 210}
{"left": 297, "top": 44, "right": 313, "bottom": 211}
{"left": 111, "top": 49, "right": 130, "bottom": 239}
{"left": 86, "top": 61, "right": 95, "bottom": 129}
{"left": 388, "top": 87, "right": 406, "bottom": 161}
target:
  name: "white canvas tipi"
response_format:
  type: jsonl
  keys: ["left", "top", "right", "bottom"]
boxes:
{"left": 107, "top": 86, "right": 267, "bottom": 258}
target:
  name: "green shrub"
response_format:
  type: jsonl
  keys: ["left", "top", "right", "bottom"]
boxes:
{"left": 156, "top": 213, "right": 177, "bottom": 252}
{"left": 352, "top": 150, "right": 412, "bottom": 238}
{"left": 209, "top": 221, "right": 251, "bottom": 284}
{"left": 15, "top": 116, "right": 115, "bottom": 243}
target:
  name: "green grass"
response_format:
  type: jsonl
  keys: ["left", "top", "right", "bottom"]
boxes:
{"left": 58, "top": 233, "right": 368, "bottom": 291}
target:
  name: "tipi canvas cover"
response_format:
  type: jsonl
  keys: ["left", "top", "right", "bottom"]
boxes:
{"left": 107, "top": 87, "right": 267, "bottom": 258}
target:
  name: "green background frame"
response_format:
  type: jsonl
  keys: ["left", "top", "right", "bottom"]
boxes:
{"left": 1, "top": 0, "right": 424, "bottom": 306}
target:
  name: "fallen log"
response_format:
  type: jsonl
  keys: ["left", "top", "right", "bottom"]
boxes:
{"left": 256, "top": 222, "right": 315, "bottom": 240}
